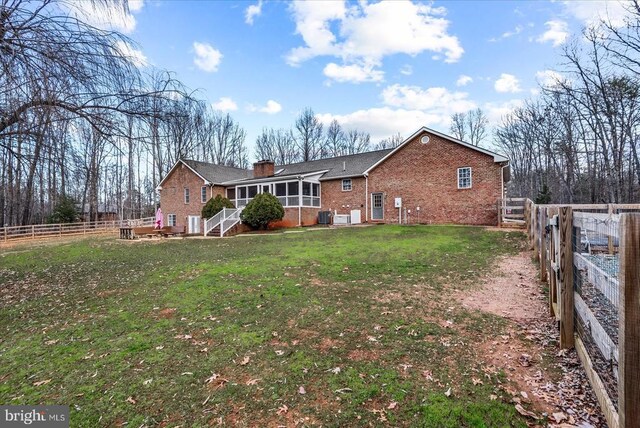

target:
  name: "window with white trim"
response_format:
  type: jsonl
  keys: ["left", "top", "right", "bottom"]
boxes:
{"left": 184, "top": 188, "right": 190, "bottom": 203}
{"left": 342, "top": 178, "right": 352, "bottom": 191}
{"left": 168, "top": 214, "right": 177, "bottom": 226}
{"left": 201, "top": 186, "right": 207, "bottom": 203}
{"left": 457, "top": 167, "right": 472, "bottom": 189}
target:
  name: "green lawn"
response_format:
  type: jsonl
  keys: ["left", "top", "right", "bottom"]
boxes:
{"left": 0, "top": 225, "right": 528, "bottom": 427}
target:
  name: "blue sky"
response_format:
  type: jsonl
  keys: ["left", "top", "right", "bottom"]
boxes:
{"left": 83, "top": 0, "right": 631, "bottom": 156}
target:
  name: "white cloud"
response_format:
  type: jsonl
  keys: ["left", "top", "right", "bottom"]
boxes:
{"left": 248, "top": 100, "right": 282, "bottom": 114}
{"left": 245, "top": 1, "right": 262, "bottom": 25}
{"left": 323, "top": 62, "right": 384, "bottom": 83}
{"left": 535, "top": 70, "right": 566, "bottom": 88}
{"left": 212, "top": 97, "right": 238, "bottom": 112}
{"left": 400, "top": 65, "right": 413, "bottom": 76}
{"left": 536, "top": 20, "right": 569, "bottom": 47}
{"left": 193, "top": 42, "right": 223, "bottom": 72}
{"left": 483, "top": 99, "right": 524, "bottom": 124}
{"left": 287, "top": 1, "right": 463, "bottom": 83}
{"left": 70, "top": 2, "right": 138, "bottom": 34}
{"left": 317, "top": 108, "right": 444, "bottom": 142}
{"left": 494, "top": 73, "right": 522, "bottom": 93}
{"left": 381, "top": 84, "right": 476, "bottom": 112}
{"left": 314, "top": 83, "right": 476, "bottom": 140}
{"left": 128, "top": 0, "right": 144, "bottom": 12}
{"left": 114, "top": 40, "right": 148, "bottom": 67}
{"left": 456, "top": 75, "right": 473, "bottom": 87}
{"left": 563, "top": 0, "right": 631, "bottom": 28}
{"left": 489, "top": 24, "right": 523, "bottom": 42}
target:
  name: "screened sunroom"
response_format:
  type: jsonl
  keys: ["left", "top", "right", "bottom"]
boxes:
{"left": 224, "top": 172, "right": 323, "bottom": 208}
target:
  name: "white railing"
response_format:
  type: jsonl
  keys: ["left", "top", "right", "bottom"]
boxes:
{"left": 1, "top": 217, "right": 155, "bottom": 244}
{"left": 203, "top": 207, "right": 244, "bottom": 237}
{"left": 203, "top": 210, "right": 225, "bottom": 236}
{"left": 220, "top": 207, "right": 243, "bottom": 237}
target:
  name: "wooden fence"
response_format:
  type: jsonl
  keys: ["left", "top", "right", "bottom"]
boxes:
{"left": 497, "top": 197, "right": 526, "bottom": 226}
{"left": 1, "top": 217, "right": 155, "bottom": 245}
{"left": 524, "top": 199, "right": 640, "bottom": 428}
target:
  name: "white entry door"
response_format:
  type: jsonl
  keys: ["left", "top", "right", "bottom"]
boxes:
{"left": 188, "top": 216, "right": 200, "bottom": 234}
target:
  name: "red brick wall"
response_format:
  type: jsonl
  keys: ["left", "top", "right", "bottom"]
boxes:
{"left": 269, "top": 207, "right": 319, "bottom": 228}
{"left": 253, "top": 161, "right": 275, "bottom": 178}
{"left": 320, "top": 177, "right": 366, "bottom": 216}
{"left": 366, "top": 131, "right": 502, "bottom": 225}
{"left": 159, "top": 163, "right": 214, "bottom": 231}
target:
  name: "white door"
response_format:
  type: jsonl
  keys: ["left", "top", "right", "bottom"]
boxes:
{"left": 188, "top": 216, "right": 200, "bottom": 234}
{"left": 350, "top": 209, "right": 361, "bottom": 224}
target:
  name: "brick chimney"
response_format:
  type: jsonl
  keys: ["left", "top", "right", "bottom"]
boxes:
{"left": 253, "top": 160, "right": 275, "bottom": 178}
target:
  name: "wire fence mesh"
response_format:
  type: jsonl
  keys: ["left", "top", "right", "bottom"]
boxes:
{"left": 573, "top": 211, "right": 620, "bottom": 409}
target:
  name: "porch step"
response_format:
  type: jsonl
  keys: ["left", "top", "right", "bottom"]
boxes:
{"left": 205, "top": 224, "right": 241, "bottom": 238}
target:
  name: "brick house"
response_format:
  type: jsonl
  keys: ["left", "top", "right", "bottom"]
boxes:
{"left": 157, "top": 127, "right": 509, "bottom": 234}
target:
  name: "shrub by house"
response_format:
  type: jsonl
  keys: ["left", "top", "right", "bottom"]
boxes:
{"left": 240, "top": 193, "right": 284, "bottom": 229}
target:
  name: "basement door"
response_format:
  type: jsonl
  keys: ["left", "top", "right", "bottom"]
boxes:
{"left": 371, "top": 193, "right": 384, "bottom": 220}
{"left": 188, "top": 215, "right": 200, "bottom": 234}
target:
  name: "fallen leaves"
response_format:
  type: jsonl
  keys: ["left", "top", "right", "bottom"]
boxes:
{"left": 514, "top": 404, "right": 538, "bottom": 419}
{"left": 421, "top": 370, "right": 433, "bottom": 381}
{"left": 552, "top": 411, "right": 568, "bottom": 423}
{"left": 276, "top": 404, "right": 288, "bottom": 415}
{"left": 126, "top": 396, "right": 137, "bottom": 405}
{"left": 33, "top": 379, "right": 51, "bottom": 386}
{"left": 239, "top": 356, "right": 250, "bottom": 366}
{"left": 204, "top": 373, "right": 220, "bottom": 384}
{"left": 518, "top": 353, "right": 532, "bottom": 367}
{"left": 298, "top": 386, "right": 306, "bottom": 395}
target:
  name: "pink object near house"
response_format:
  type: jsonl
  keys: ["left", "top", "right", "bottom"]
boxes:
{"left": 155, "top": 208, "right": 163, "bottom": 229}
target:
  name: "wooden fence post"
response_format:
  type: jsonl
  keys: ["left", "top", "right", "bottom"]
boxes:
{"left": 619, "top": 213, "right": 640, "bottom": 428}
{"left": 608, "top": 204, "right": 615, "bottom": 255}
{"left": 548, "top": 209, "right": 555, "bottom": 316}
{"left": 559, "top": 206, "right": 574, "bottom": 349}
{"left": 524, "top": 200, "right": 531, "bottom": 241}
{"left": 530, "top": 202, "right": 536, "bottom": 250}
{"left": 533, "top": 205, "right": 538, "bottom": 260}
{"left": 540, "top": 207, "right": 548, "bottom": 283}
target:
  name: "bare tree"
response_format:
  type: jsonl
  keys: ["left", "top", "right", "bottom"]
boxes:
{"left": 325, "top": 120, "right": 346, "bottom": 157}
{"left": 255, "top": 128, "right": 299, "bottom": 165}
{"left": 450, "top": 113, "right": 467, "bottom": 141}
{"left": 449, "top": 109, "right": 488, "bottom": 146}
{"left": 295, "top": 108, "right": 323, "bottom": 161}
{"left": 374, "top": 132, "right": 403, "bottom": 150}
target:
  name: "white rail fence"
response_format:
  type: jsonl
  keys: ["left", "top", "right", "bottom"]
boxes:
{"left": 1, "top": 217, "right": 155, "bottom": 244}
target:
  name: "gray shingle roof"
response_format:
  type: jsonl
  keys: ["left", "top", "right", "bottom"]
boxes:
{"left": 183, "top": 159, "right": 252, "bottom": 184}
{"left": 275, "top": 149, "right": 393, "bottom": 180}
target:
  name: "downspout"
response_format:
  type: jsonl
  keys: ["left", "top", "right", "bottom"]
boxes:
{"left": 364, "top": 173, "right": 369, "bottom": 222}
{"left": 298, "top": 176, "right": 302, "bottom": 227}
{"left": 500, "top": 163, "right": 507, "bottom": 199}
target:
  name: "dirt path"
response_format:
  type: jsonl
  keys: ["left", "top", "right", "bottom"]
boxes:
{"left": 460, "top": 251, "right": 606, "bottom": 428}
